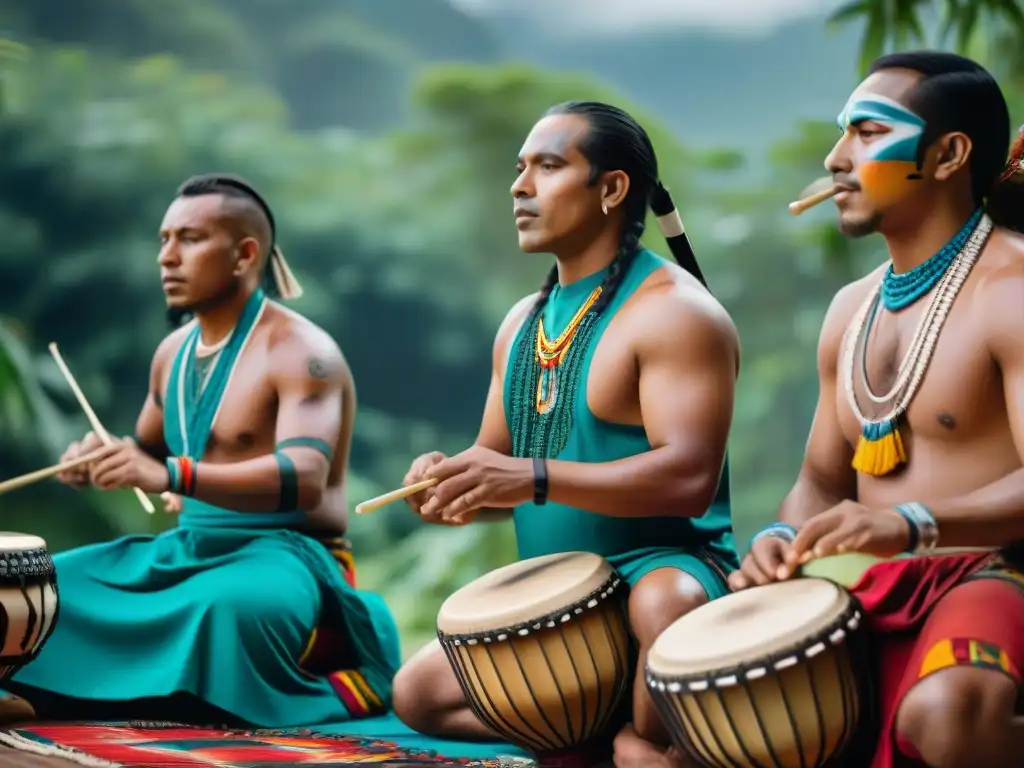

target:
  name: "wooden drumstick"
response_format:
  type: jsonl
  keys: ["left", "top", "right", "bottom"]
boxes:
{"left": 355, "top": 478, "right": 438, "bottom": 515}
{"left": 0, "top": 449, "right": 106, "bottom": 496}
{"left": 47, "top": 343, "right": 157, "bottom": 514}
{"left": 788, "top": 182, "right": 843, "bottom": 216}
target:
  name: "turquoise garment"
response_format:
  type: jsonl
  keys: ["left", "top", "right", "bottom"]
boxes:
{"left": 9, "top": 291, "right": 402, "bottom": 726}
{"left": 504, "top": 249, "right": 738, "bottom": 597}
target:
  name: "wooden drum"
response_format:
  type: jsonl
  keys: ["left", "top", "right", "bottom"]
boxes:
{"left": 645, "top": 578, "right": 870, "bottom": 768}
{"left": 0, "top": 533, "right": 59, "bottom": 681}
{"left": 436, "top": 552, "right": 630, "bottom": 760}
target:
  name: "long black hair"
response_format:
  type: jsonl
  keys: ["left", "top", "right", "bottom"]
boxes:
{"left": 526, "top": 101, "right": 706, "bottom": 321}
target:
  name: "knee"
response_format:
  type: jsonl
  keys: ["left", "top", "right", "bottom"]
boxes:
{"left": 896, "top": 668, "right": 1017, "bottom": 768}
{"left": 215, "top": 562, "right": 320, "bottom": 634}
{"left": 627, "top": 568, "right": 708, "bottom": 648}
{"left": 392, "top": 640, "right": 445, "bottom": 732}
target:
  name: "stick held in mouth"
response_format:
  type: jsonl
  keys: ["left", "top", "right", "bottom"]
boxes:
{"left": 788, "top": 177, "right": 844, "bottom": 216}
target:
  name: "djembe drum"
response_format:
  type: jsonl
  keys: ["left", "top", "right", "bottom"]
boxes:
{"left": 0, "top": 533, "right": 59, "bottom": 681}
{"left": 436, "top": 552, "right": 631, "bottom": 763}
{"left": 645, "top": 578, "right": 870, "bottom": 768}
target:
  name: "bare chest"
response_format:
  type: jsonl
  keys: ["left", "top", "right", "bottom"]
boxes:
{"left": 836, "top": 296, "right": 1000, "bottom": 447}
{"left": 162, "top": 351, "right": 277, "bottom": 460}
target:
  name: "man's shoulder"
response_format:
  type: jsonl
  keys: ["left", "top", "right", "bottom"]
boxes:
{"left": 631, "top": 266, "right": 737, "bottom": 345}
{"left": 152, "top": 321, "right": 195, "bottom": 371}
{"left": 264, "top": 303, "right": 349, "bottom": 382}
{"left": 970, "top": 226, "right": 1024, "bottom": 342}
{"left": 820, "top": 267, "right": 884, "bottom": 338}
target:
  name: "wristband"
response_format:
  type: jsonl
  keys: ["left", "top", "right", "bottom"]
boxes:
{"left": 894, "top": 502, "right": 938, "bottom": 555}
{"left": 165, "top": 456, "right": 197, "bottom": 496}
{"left": 533, "top": 457, "right": 548, "bottom": 506}
{"left": 750, "top": 522, "right": 798, "bottom": 550}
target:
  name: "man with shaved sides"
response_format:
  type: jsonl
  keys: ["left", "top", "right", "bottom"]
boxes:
{"left": 2, "top": 174, "right": 402, "bottom": 728}
{"left": 391, "top": 102, "right": 741, "bottom": 767}
{"left": 730, "top": 52, "right": 1024, "bottom": 767}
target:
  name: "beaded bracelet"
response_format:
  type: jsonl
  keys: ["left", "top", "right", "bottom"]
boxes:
{"left": 165, "top": 456, "right": 197, "bottom": 497}
{"left": 894, "top": 502, "right": 939, "bottom": 555}
{"left": 750, "top": 522, "right": 798, "bottom": 549}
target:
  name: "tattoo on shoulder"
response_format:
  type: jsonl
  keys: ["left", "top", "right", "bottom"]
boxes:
{"left": 308, "top": 357, "right": 330, "bottom": 379}
{"left": 153, "top": 389, "right": 163, "bottom": 408}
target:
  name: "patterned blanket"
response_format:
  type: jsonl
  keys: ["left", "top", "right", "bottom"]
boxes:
{"left": 0, "top": 722, "right": 536, "bottom": 767}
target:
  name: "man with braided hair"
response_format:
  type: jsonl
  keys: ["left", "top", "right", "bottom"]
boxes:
{"left": 392, "top": 101, "right": 741, "bottom": 768}
{"left": 3, "top": 174, "right": 401, "bottom": 727}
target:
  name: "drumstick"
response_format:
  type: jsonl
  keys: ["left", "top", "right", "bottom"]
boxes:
{"left": 355, "top": 479, "right": 438, "bottom": 515}
{"left": 788, "top": 178, "right": 844, "bottom": 216}
{"left": 48, "top": 343, "right": 156, "bottom": 514}
{"left": 0, "top": 449, "right": 106, "bottom": 496}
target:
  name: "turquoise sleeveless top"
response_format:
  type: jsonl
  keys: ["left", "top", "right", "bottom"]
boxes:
{"left": 504, "top": 249, "right": 735, "bottom": 562}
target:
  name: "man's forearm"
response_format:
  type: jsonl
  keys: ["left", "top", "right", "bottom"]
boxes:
{"left": 170, "top": 451, "right": 326, "bottom": 513}
{"left": 546, "top": 446, "right": 721, "bottom": 518}
{"left": 924, "top": 469, "right": 1024, "bottom": 548}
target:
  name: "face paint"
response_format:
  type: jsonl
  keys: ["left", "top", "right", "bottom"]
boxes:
{"left": 837, "top": 92, "right": 927, "bottom": 206}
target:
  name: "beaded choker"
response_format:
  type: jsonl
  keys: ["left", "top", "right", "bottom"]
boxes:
{"left": 842, "top": 213, "right": 992, "bottom": 476}
{"left": 880, "top": 208, "right": 982, "bottom": 311}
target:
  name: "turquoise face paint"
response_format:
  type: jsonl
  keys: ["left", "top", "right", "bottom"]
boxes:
{"left": 837, "top": 93, "right": 926, "bottom": 164}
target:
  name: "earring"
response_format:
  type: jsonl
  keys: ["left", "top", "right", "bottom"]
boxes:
{"left": 601, "top": 203, "right": 608, "bottom": 215}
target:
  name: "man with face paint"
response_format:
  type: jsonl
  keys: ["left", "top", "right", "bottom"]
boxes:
{"left": 730, "top": 52, "right": 1024, "bottom": 767}
{"left": 2, "top": 174, "right": 402, "bottom": 728}
{"left": 392, "top": 102, "right": 741, "bottom": 767}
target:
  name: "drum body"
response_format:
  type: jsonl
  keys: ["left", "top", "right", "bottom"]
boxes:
{"left": 646, "top": 578, "right": 869, "bottom": 768}
{"left": 0, "top": 533, "right": 59, "bottom": 681}
{"left": 437, "top": 552, "right": 630, "bottom": 756}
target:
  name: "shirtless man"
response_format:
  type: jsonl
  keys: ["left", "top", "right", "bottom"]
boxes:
{"left": 5, "top": 174, "right": 400, "bottom": 727}
{"left": 391, "top": 101, "right": 741, "bottom": 767}
{"left": 729, "top": 52, "right": 1024, "bottom": 768}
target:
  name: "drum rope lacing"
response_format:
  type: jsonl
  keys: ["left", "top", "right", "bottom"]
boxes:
{"left": 440, "top": 575, "right": 623, "bottom": 646}
{"left": 0, "top": 548, "right": 54, "bottom": 579}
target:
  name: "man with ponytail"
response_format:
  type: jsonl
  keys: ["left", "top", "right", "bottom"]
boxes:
{"left": 730, "top": 52, "right": 1024, "bottom": 768}
{"left": 4, "top": 174, "right": 401, "bottom": 728}
{"left": 393, "top": 102, "right": 741, "bottom": 767}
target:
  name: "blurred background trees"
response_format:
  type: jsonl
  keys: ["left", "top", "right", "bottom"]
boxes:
{"left": 1, "top": 0, "right": 1019, "bottom": 654}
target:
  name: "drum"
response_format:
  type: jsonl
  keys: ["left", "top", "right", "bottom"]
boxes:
{"left": 0, "top": 533, "right": 59, "bottom": 681}
{"left": 436, "top": 552, "right": 630, "bottom": 761}
{"left": 645, "top": 578, "right": 869, "bottom": 768}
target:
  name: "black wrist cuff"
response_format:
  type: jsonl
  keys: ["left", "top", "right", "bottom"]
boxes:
{"left": 533, "top": 457, "right": 548, "bottom": 506}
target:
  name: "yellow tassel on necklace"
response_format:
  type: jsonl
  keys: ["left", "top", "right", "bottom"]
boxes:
{"left": 852, "top": 418, "right": 907, "bottom": 476}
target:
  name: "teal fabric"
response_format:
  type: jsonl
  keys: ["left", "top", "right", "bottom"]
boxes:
{"left": 504, "top": 249, "right": 739, "bottom": 581}
{"left": 9, "top": 290, "right": 402, "bottom": 726}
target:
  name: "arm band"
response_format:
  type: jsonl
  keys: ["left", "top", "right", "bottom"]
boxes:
{"left": 276, "top": 437, "right": 334, "bottom": 462}
{"left": 275, "top": 452, "right": 300, "bottom": 512}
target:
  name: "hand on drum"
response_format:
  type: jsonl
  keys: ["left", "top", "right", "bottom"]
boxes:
{"left": 728, "top": 534, "right": 794, "bottom": 591}
{"left": 56, "top": 431, "right": 104, "bottom": 488}
{"left": 786, "top": 500, "right": 911, "bottom": 567}
{"left": 418, "top": 446, "right": 532, "bottom": 525}
{"left": 88, "top": 436, "right": 171, "bottom": 494}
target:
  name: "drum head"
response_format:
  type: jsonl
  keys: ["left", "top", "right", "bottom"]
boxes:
{"left": 0, "top": 533, "right": 46, "bottom": 552}
{"left": 438, "top": 552, "right": 615, "bottom": 636}
{"left": 648, "top": 578, "right": 851, "bottom": 678}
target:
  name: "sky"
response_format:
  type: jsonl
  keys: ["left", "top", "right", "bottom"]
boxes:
{"left": 448, "top": 0, "right": 840, "bottom": 38}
